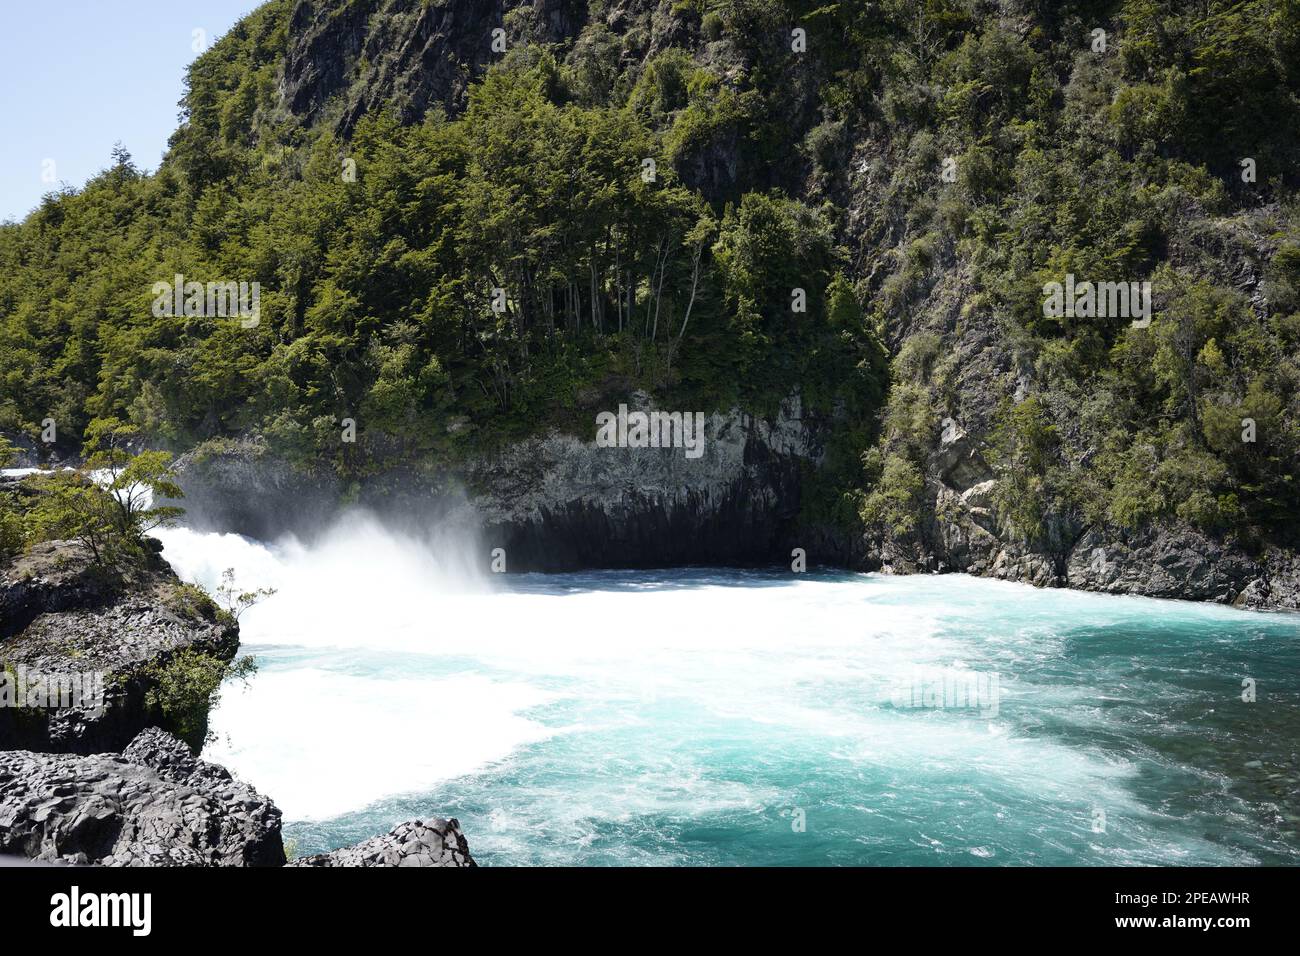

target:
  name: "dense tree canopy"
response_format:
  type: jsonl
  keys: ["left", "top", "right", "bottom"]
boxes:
{"left": 1, "top": 0, "right": 1298, "bottom": 546}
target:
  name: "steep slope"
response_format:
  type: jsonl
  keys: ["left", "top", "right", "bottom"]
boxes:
{"left": 2, "top": 0, "right": 1299, "bottom": 602}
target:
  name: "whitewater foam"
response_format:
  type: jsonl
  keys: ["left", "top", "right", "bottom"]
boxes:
{"left": 151, "top": 513, "right": 1300, "bottom": 864}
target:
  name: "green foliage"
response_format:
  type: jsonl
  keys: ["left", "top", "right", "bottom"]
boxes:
{"left": 859, "top": 452, "right": 925, "bottom": 537}
{"left": 167, "top": 581, "right": 223, "bottom": 624}
{"left": 25, "top": 427, "right": 185, "bottom": 567}
{"left": 144, "top": 649, "right": 257, "bottom": 752}
{"left": 855, "top": 1, "right": 1300, "bottom": 546}
{"left": 2, "top": 0, "right": 1298, "bottom": 550}
{"left": 0, "top": 31, "right": 881, "bottom": 472}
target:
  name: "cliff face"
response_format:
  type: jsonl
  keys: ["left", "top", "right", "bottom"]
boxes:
{"left": 464, "top": 393, "right": 818, "bottom": 570}
{"left": 174, "top": 393, "right": 823, "bottom": 571}
{"left": 282, "top": 0, "right": 627, "bottom": 134}
{"left": 275, "top": 0, "right": 801, "bottom": 197}
{"left": 283, "top": 0, "right": 515, "bottom": 133}
{"left": 840, "top": 197, "right": 1300, "bottom": 609}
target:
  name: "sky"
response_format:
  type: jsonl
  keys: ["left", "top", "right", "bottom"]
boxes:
{"left": 0, "top": 0, "right": 262, "bottom": 223}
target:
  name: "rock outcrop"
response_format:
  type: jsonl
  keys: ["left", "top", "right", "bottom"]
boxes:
{"left": 467, "top": 393, "right": 818, "bottom": 570}
{"left": 175, "top": 393, "right": 823, "bottom": 571}
{"left": 1, "top": 525, "right": 239, "bottom": 754}
{"left": 0, "top": 728, "right": 284, "bottom": 866}
{"left": 288, "top": 819, "right": 475, "bottom": 867}
{"left": 171, "top": 386, "right": 1300, "bottom": 608}
{"left": 1, "top": 482, "right": 477, "bottom": 869}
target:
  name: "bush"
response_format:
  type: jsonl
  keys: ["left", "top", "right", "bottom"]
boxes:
{"left": 145, "top": 650, "right": 257, "bottom": 752}
{"left": 860, "top": 452, "right": 925, "bottom": 536}
{"left": 25, "top": 419, "right": 184, "bottom": 568}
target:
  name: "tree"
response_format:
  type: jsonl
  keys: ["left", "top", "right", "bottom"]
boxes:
{"left": 215, "top": 567, "right": 277, "bottom": 622}
{"left": 82, "top": 418, "right": 185, "bottom": 543}
{"left": 27, "top": 420, "right": 184, "bottom": 567}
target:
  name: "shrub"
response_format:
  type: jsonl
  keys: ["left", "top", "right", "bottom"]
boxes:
{"left": 860, "top": 452, "right": 925, "bottom": 536}
{"left": 145, "top": 650, "right": 257, "bottom": 752}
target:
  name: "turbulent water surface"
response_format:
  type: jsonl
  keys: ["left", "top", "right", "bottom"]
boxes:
{"left": 154, "top": 513, "right": 1300, "bottom": 866}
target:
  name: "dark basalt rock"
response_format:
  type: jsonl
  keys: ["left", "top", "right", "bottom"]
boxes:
{"left": 0, "top": 728, "right": 284, "bottom": 867}
{"left": 288, "top": 818, "right": 474, "bottom": 867}
{"left": 0, "top": 537, "right": 238, "bottom": 754}
{"left": 174, "top": 396, "right": 823, "bottom": 571}
{"left": 0, "top": 539, "right": 122, "bottom": 639}
{"left": 1065, "top": 524, "right": 1300, "bottom": 609}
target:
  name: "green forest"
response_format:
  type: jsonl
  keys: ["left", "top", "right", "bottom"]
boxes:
{"left": 2, "top": 0, "right": 1299, "bottom": 555}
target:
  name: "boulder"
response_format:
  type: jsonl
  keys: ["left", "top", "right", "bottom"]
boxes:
{"left": 0, "top": 728, "right": 284, "bottom": 866}
{"left": 288, "top": 819, "right": 475, "bottom": 868}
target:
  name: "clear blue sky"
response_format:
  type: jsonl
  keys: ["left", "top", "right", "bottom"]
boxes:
{"left": 0, "top": 0, "right": 263, "bottom": 223}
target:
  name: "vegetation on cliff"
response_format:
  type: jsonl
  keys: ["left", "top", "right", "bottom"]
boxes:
{"left": 1, "top": 436, "right": 257, "bottom": 752}
{"left": 1, "top": 0, "right": 1298, "bottom": 553}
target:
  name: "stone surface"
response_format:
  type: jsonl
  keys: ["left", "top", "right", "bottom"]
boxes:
{"left": 0, "top": 728, "right": 284, "bottom": 867}
{"left": 175, "top": 394, "right": 823, "bottom": 571}
{"left": 465, "top": 393, "right": 819, "bottom": 570}
{"left": 0, "top": 539, "right": 120, "bottom": 639}
{"left": 288, "top": 819, "right": 475, "bottom": 868}
{"left": 0, "top": 538, "right": 238, "bottom": 754}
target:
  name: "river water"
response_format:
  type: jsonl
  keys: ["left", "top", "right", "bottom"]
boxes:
{"left": 153, "top": 511, "right": 1300, "bottom": 866}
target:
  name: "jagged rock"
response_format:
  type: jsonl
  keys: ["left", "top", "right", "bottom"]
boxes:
{"left": 1064, "top": 525, "right": 1265, "bottom": 603}
{"left": 0, "top": 537, "right": 238, "bottom": 754}
{"left": 287, "top": 819, "right": 474, "bottom": 868}
{"left": 0, "top": 540, "right": 121, "bottom": 639}
{"left": 930, "top": 424, "right": 992, "bottom": 492}
{"left": 1235, "top": 550, "right": 1300, "bottom": 610}
{"left": 176, "top": 395, "right": 823, "bottom": 571}
{"left": 0, "top": 728, "right": 284, "bottom": 867}
{"left": 283, "top": 0, "right": 592, "bottom": 136}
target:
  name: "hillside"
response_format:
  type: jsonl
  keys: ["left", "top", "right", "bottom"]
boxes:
{"left": 2, "top": 0, "right": 1300, "bottom": 601}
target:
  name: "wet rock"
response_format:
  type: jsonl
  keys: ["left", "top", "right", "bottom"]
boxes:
{"left": 175, "top": 395, "right": 824, "bottom": 571}
{"left": 0, "top": 728, "right": 284, "bottom": 866}
{"left": 287, "top": 819, "right": 475, "bottom": 868}
{"left": 469, "top": 394, "right": 818, "bottom": 570}
{"left": 0, "top": 538, "right": 238, "bottom": 754}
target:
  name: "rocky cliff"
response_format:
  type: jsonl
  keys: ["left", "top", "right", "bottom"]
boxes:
{"left": 0, "top": 500, "right": 240, "bottom": 753}
{"left": 0, "top": 473, "right": 479, "bottom": 866}
{"left": 171, "top": 386, "right": 1300, "bottom": 609}
{"left": 174, "top": 392, "right": 823, "bottom": 571}
{"left": 0, "top": 727, "right": 476, "bottom": 867}
{"left": 840, "top": 203, "right": 1300, "bottom": 610}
